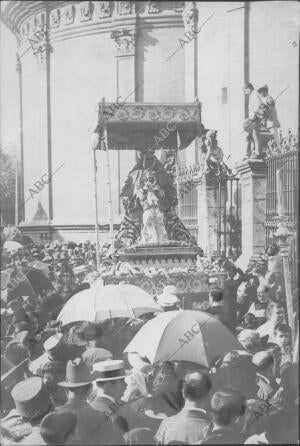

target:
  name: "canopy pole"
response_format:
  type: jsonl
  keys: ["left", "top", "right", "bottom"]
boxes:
{"left": 176, "top": 130, "right": 182, "bottom": 218}
{"left": 101, "top": 99, "right": 114, "bottom": 254}
{"left": 15, "top": 158, "right": 19, "bottom": 226}
{"left": 93, "top": 147, "right": 100, "bottom": 270}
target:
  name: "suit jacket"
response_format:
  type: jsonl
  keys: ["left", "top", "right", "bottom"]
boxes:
{"left": 55, "top": 398, "right": 120, "bottom": 445}
{"left": 205, "top": 305, "right": 229, "bottom": 328}
{"left": 155, "top": 408, "right": 210, "bottom": 445}
{"left": 89, "top": 395, "right": 119, "bottom": 418}
{"left": 201, "top": 426, "right": 245, "bottom": 444}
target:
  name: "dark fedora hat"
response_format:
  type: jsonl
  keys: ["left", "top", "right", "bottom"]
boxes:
{"left": 11, "top": 376, "right": 52, "bottom": 419}
{"left": 58, "top": 358, "right": 93, "bottom": 388}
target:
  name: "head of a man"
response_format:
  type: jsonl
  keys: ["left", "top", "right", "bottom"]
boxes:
{"left": 210, "top": 390, "right": 246, "bottom": 429}
{"left": 243, "top": 82, "right": 254, "bottom": 96}
{"left": 65, "top": 383, "right": 93, "bottom": 401}
{"left": 237, "top": 329, "right": 261, "bottom": 354}
{"left": 40, "top": 411, "right": 77, "bottom": 445}
{"left": 209, "top": 287, "right": 223, "bottom": 305}
{"left": 257, "top": 86, "right": 268, "bottom": 97}
{"left": 256, "top": 285, "right": 270, "bottom": 303}
{"left": 273, "top": 324, "right": 291, "bottom": 349}
{"left": 96, "top": 378, "right": 126, "bottom": 401}
{"left": 267, "top": 301, "right": 285, "bottom": 324}
{"left": 182, "top": 372, "right": 212, "bottom": 407}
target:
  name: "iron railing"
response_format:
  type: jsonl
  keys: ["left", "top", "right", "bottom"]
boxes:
{"left": 266, "top": 150, "right": 299, "bottom": 242}
{"left": 266, "top": 149, "right": 299, "bottom": 289}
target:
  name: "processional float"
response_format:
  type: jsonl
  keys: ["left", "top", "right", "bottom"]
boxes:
{"left": 90, "top": 99, "right": 225, "bottom": 301}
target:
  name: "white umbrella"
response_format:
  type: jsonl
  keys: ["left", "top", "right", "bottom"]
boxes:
{"left": 57, "top": 283, "right": 162, "bottom": 326}
{"left": 124, "top": 310, "right": 243, "bottom": 367}
{"left": 3, "top": 241, "right": 23, "bottom": 252}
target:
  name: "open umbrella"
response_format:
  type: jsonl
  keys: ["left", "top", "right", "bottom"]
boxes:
{"left": 21, "top": 267, "right": 53, "bottom": 295}
{"left": 1, "top": 268, "right": 35, "bottom": 299}
{"left": 124, "top": 310, "right": 243, "bottom": 367}
{"left": 57, "top": 283, "right": 162, "bottom": 326}
{"left": 3, "top": 241, "right": 23, "bottom": 252}
{"left": 28, "top": 260, "right": 49, "bottom": 278}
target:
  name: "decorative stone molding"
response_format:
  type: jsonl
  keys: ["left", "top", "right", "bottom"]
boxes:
{"left": 99, "top": 1, "right": 111, "bottom": 19}
{"left": 50, "top": 9, "right": 60, "bottom": 28}
{"left": 118, "top": 1, "right": 134, "bottom": 15}
{"left": 80, "top": 1, "right": 93, "bottom": 22}
{"left": 174, "top": 1, "right": 185, "bottom": 13}
{"left": 104, "top": 102, "right": 201, "bottom": 122}
{"left": 111, "top": 29, "right": 136, "bottom": 56}
{"left": 148, "top": 1, "right": 160, "bottom": 14}
{"left": 183, "top": 2, "right": 199, "bottom": 32}
{"left": 64, "top": 4, "right": 75, "bottom": 25}
{"left": 36, "top": 12, "right": 45, "bottom": 30}
{"left": 103, "top": 272, "right": 226, "bottom": 295}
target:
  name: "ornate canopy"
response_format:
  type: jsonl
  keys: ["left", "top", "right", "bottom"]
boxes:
{"left": 101, "top": 102, "right": 202, "bottom": 151}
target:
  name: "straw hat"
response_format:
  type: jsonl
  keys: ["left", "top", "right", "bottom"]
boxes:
{"left": 157, "top": 285, "right": 179, "bottom": 308}
{"left": 93, "top": 359, "right": 126, "bottom": 382}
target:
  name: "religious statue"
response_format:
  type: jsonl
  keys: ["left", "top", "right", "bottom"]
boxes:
{"left": 204, "top": 130, "right": 231, "bottom": 178}
{"left": 116, "top": 149, "right": 195, "bottom": 248}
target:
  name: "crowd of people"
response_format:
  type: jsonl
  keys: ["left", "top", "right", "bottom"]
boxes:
{"left": 0, "top": 230, "right": 299, "bottom": 445}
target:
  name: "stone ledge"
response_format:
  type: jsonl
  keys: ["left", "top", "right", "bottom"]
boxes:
{"left": 235, "top": 158, "right": 267, "bottom": 177}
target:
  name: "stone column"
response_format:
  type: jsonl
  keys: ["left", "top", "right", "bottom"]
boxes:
{"left": 236, "top": 159, "right": 267, "bottom": 260}
{"left": 196, "top": 175, "right": 223, "bottom": 259}
{"left": 182, "top": 2, "right": 199, "bottom": 166}
{"left": 111, "top": 10, "right": 137, "bottom": 219}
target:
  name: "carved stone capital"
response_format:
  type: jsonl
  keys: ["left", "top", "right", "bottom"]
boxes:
{"left": 183, "top": 2, "right": 199, "bottom": 32}
{"left": 111, "top": 29, "right": 136, "bottom": 56}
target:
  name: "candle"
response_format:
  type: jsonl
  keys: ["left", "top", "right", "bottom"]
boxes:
{"left": 276, "top": 168, "right": 284, "bottom": 216}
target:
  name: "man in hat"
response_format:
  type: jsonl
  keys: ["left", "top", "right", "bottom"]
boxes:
{"left": 1, "top": 358, "right": 29, "bottom": 417}
{"left": 156, "top": 286, "right": 180, "bottom": 312}
{"left": 205, "top": 287, "right": 229, "bottom": 328}
{"left": 243, "top": 82, "right": 263, "bottom": 158}
{"left": 56, "top": 358, "right": 117, "bottom": 445}
{"left": 1, "top": 376, "right": 53, "bottom": 445}
{"left": 257, "top": 84, "right": 280, "bottom": 149}
{"left": 90, "top": 359, "right": 127, "bottom": 417}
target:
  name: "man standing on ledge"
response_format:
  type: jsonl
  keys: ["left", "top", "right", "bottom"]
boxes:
{"left": 257, "top": 84, "right": 281, "bottom": 150}
{"left": 243, "top": 82, "right": 263, "bottom": 158}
